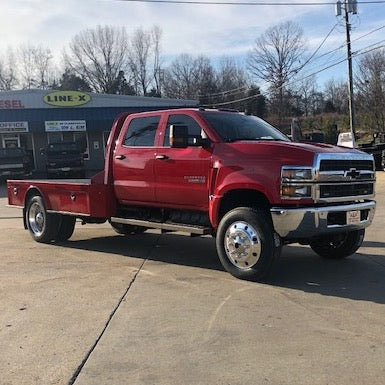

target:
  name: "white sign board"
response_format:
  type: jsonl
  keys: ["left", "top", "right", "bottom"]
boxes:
{"left": 0, "top": 121, "right": 29, "bottom": 133}
{"left": 45, "top": 120, "right": 86, "bottom": 132}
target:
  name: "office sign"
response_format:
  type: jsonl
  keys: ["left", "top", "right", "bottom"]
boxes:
{"left": 0, "top": 121, "right": 29, "bottom": 133}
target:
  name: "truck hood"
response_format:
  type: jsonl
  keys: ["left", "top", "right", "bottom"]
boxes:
{"left": 212, "top": 140, "right": 372, "bottom": 204}
{"left": 216, "top": 140, "right": 365, "bottom": 165}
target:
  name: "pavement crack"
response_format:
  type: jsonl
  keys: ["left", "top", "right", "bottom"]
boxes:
{"left": 67, "top": 258, "right": 147, "bottom": 385}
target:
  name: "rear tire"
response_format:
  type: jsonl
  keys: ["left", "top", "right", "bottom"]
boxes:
{"left": 216, "top": 207, "right": 281, "bottom": 281}
{"left": 56, "top": 215, "right": 76, "bottom": 241}
{"left": 25, "top": 195, "right": 59, "bottom": 243}
{"left": 310, "top": 229, "right": 365, "bottom": 259}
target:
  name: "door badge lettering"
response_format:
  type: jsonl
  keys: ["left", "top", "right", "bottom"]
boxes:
{"left": 184, "top": 176, "right": 206, "bottom": 184}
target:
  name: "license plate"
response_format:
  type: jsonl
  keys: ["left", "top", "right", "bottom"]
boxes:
{"left": 347, "top": 210, "right": 360, "bottom": 225}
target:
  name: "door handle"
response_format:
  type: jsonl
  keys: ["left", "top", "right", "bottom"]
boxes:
{"left": 115, "top": 154, "right": 126, "bottom": 160}
{"left": 156, "top": 155, "right": 169, "bottom": 160}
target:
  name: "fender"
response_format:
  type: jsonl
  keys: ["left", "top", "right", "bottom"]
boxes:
{"left": 209, "top": 177, "right": 277, "bottom": 228}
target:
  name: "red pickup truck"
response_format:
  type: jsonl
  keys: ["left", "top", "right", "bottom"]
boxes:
{"left": 7, "top": 108, "right": 376, "bottom": 280}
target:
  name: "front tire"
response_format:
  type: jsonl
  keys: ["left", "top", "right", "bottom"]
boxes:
{"left": 216, "top": 207, "right": 281, "bottom": 281}
{"left": 310, "top": 229, "right": 365, "bottom": 259}
{"left": 26, "top": 195, "right": 60, "bottom": 243}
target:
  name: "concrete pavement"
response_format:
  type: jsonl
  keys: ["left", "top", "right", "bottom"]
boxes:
{"left": 0, "top": 175, "right": 384, "bottom": 385}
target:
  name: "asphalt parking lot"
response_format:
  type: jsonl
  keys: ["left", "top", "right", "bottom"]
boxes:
{"left": 1, "top": 175, "right": 384, "bottom": 385}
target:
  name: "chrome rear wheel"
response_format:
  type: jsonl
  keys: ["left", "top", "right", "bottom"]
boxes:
{"left": 26, "top": 195, "right": 59, "bottom": 243}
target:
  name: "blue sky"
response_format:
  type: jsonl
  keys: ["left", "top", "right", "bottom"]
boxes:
{"left": 1, "top": 0, "right": 384, "bottom": 91}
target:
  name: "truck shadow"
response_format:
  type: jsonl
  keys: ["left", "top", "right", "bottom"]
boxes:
{"left": 58, "top": 231, "right": 385, "bottom": 305}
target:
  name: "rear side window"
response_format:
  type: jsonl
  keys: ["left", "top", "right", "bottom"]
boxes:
{"left": 123, "top": 116, "right": 160, "bottom": 146}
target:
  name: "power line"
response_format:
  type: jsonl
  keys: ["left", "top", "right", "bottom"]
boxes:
{"left": 115, "top": 0, "right": 385, "bottom": 5}
{"left": 199, "top": 85, "right": 250, "bottom": 98}
{"left": 203, "top": 38, "right": 385, "bottom": 107}
{"left": 282, "top": 38, "right": 385, "bottom": 91}
{"left": 201, "top": 93, "right": 260, "bottom": 107}
{"left": 291, "top": 23, "right": 339, "bottom": 77}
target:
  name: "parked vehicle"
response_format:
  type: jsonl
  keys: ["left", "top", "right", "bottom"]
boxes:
{"left": 7, "top": 108, "right": 376, "bottom": 281}
{"left": 358, "top": 132, "right": 385, "bottom": 171}
{"left": 42, "top": 142, "right": 85, "bottom": 178}
{"left": 337, "top": 132, "right": 385, "bottom": 171}
{"left": 0, "top": 147, "right": 31, "bottom": 179}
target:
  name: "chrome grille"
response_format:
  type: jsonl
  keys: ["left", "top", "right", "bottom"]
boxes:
{"left": 319, "top": 159, "right": 373, "bottom": 172}
{"left": 314, "top": 153, "right": 375, "bottom": 202}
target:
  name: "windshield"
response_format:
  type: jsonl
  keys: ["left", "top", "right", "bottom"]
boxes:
{"left": 201, "top": 111, "right": 290, "bottom": 143}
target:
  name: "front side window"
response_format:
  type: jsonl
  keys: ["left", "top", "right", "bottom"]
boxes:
{"left": 124, "top": 116, "right": 160, "bottom": 147}
{"left": 164, "top": 114, "right": 204, "bottom": 146}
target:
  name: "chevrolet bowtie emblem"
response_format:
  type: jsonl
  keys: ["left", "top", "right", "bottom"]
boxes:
{"left": 344, "top": 168, "right": 360, "bottom": 179}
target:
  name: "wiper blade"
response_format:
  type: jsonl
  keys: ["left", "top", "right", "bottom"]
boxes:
{"left": 224, "top": 137, "right": 257, "bottom": 143}
{"left": 224, "top": 137, "right": 284, "bottom": 143}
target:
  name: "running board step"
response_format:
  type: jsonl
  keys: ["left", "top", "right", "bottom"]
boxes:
{"left": 110, "top": 217, "right": 212, "bottom": 235}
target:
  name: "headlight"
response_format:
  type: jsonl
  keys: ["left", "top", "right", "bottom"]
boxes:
{"left": 281, "top": 166, "right": 313, "bottom": 199}
{"left": 281, "top": 167, "right": 313, "bottom": 181}
{"left": 281, "top": 185, "right": 312, "bottom": 198}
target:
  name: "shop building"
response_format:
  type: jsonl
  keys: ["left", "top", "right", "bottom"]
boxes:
{"left": 0, "top": 90, "right": 197, "bottom": 174}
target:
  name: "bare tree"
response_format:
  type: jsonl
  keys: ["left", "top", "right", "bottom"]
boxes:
{"left": 0, "top": 48, "right": 17, "bottom": 90}
{"left": 163, "top": 54, "right": 200, "bottom": 99}
{"left": 323, "top": 79, "right": 349, "bottom": 115}
{"left": 204, "top": 57, "right": 249, "bottom": 106}
{"left": 295, "top": 75, "right": 320, "bottom": 116}
{"left": 355, "top": 49, "right": 385, "bottom": 132}
{"left": 163, "top": 54, "right": 217, "bottom": 100}
{"left": 18, "top": 44, "right": 37, "bottom": 89}
{"left": 152, "top": 25, "right": 163, "bottom": 96}
{"left": 64, "top": 25, "right": 130, "bottom": 93}
{"left": 129, "top": 26, "right": 163, "bottom": 95}
{"left": 33, "top": 46, "right": 53, "bottom": 88}
{"left": 17, "top": 44, "right": 53, "bottom": 89}
{"left": 248, "top": 21, "right": 306, "bottom": 126}
{"left": 129, "top": 27, "right": 152, "bottom": 95}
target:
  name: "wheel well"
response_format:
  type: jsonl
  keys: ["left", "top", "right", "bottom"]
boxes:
{"left": 218, "top": 189, "right": 271, "bottom": 222}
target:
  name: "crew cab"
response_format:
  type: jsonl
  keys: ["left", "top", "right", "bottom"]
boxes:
{"left": 7, "top": 108, "right": 376, "bottom": 281}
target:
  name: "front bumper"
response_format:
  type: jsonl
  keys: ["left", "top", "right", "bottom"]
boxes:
{"left": 270, "top": 200, "right": 376, "bottom": 239}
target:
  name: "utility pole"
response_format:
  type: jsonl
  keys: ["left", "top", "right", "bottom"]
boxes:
{"left": 336, "top": 0, "right": 357, "bottom": 147}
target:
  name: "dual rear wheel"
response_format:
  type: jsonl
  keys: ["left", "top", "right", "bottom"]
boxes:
{"left": 26, "top": 195, "right": 76, "bottom": 243}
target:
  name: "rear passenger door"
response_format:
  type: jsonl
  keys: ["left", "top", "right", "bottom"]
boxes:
{"left": 154, "top": 113, "right": 212, "bottom": 210}
{"left": 113, "top": 114, "right": 160, "bottom": 205}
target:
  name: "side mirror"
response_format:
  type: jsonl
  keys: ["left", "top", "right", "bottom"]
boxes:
{"left": 192, "top": 136, "right": 210, "bottom": 148}
{"left": 170, "top": 124, "right": 188, "bottom": 148}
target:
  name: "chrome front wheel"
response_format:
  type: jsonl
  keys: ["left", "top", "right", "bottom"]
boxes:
{"left": 224, "top": 221, "right": 262, "bottom": 269}
{"left": 216, "top": 207, "right": 281, "bottom": 281}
